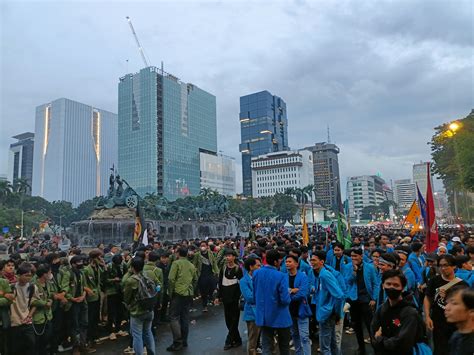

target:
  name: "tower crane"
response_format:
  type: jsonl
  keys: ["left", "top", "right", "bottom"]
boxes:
{"left": 126, "top": 16, "right": 149, "bottom": 67}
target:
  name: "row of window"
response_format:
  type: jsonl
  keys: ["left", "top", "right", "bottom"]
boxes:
{"left": 254, "top": 167, "right": 298, "bottom": 174}
{"left": 257, "top": 187, "right": 287, "bottom": 195}
{"left": 252, "top": 157, "right": 301, "bottom": 167}
{"left": 256, "top": 173, "right": 298, "bottom": 181}
{"left": 256, "top": 180, "right": 298, "bottom": 188}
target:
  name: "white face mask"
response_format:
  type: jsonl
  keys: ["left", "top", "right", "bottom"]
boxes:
{"left": 200, "top": 247, "right": 207, "bottom": 252}
{"left": 47, "top": 273, "right": 53, "bottom": 281}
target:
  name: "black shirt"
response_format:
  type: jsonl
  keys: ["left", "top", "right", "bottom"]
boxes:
{"left": 289, "top": 274, "right": 299, "bottom": 318}
{"left": 356, "top": 265, "right": 370, "bottom": 302}
{"left": 335, "top": 257, "right": 342, "bottom": 272}
{"left": 449, "top": 331, "right": 474, "bottom": 355}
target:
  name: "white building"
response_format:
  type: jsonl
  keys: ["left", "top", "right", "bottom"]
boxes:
{"left": 199, "top": 152, "right": 236, "bottom": 196}
{"left": 394, "top": 179, "right": 416, "bottom": 211}
{"left": 251, "top": 150, "right": 314, "bottom": 198}
{"left": 413, "top": 162, "right": 433, "bottom": 197}
{"left": 32, "top": 98, "right": 117, "bottom": 206}
{"left": 8, "top": 132, "right": 34, "bottom": 194}
{"left": 347, "top": 175, "right": 387, "bottom": 219}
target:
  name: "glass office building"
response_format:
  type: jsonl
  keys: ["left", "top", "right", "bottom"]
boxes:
{"left": 239, "top": 91, "right": 288, "bottom": 196}
{"left": 118, "top": 67, "right": 217, "bottom": 200}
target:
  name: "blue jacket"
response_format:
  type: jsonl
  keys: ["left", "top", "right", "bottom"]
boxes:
{"left": 288, "top": 271, "right": 312, "bottom": 319}
{"left": 239, "top": 273, "right": 256, "bottom": 321}
{"left": 408, "top": 253, "right": 423, "bottom": 284}
{"left": 281, "top": 257, "right": 311, "bottom": 276}
{"left": 327, "top": 254, "right": 351, "bottom": 271}
{"left": 456, "top": 269, "right": 474, "bottom": 287}
{"left": 253, "top": 265, "right": 292, "bottom": 328}
{"left": 309, "top": 266, "right": 345, "bottom": 322}
{"left": 401, "top": 264, "right": 417, "bottom": 292}
{"left": 342, "top": 261, "right": 378, "bottom": 302}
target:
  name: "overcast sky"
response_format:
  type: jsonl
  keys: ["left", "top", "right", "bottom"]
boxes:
{"left": 1, "top": 0, "right": 472, "bottom": 194}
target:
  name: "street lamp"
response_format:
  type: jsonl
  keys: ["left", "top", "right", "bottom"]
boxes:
{"left": 21, "top": 210, "right": 35, "bottom": 239}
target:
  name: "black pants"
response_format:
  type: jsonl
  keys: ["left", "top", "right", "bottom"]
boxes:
{"left": 433, "top": 319, "right": 456, "bottom": 355}
{"left": 87, "top": 300, "right": 100, "bottom": 342}
{"left": 169, "top": 295, "right": 192, "bottom": 346}
{"left": 107, "top": 294, "right": 123, "bottom": 333}
{"left": 159, "top": 292, "right": 170, "bottom": 321}
{"left": 349, "top": 300, "right": 373, "bottom": 352}
{"left": 10, "top": 325, "right": 35, "bottom": 355}
{"left": 198, "top": 275, "right": 217, "bottom": 308}
{"left": 261, "top": 326, "right": 291, "bottom": 355}
{"left": 223, "top": 300, "right": 241, "bottom": 345}
{"left": 71, "top": 302, "right": 88, "bottom": 347}
{"left": 34, "top": 321, "right": 52, "bottom": 355}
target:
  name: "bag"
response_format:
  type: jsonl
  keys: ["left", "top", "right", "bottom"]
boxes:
{"left": 132, "top": 274, "right": 158, "bottom": 311}
{"left": 298, "top": 298, "right": 313, "bottom": 318}
{"left": 412, "top": 342, "right": 432, "bottom": 355}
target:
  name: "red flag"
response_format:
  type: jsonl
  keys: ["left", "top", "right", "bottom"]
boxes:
{"left": 425, "top": 162, "right": 438, "bottom": 252}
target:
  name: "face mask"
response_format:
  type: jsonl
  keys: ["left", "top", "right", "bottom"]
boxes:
{"left": 200, "top": 247, "right": 207, "bottom": 252}
{"left": 384, "top": 287, "right": 402, "bottom": 300}
{"left": 51, "top": 263, "right": 60, "bottom": 272}
{"left": 47, "top": 273, "right": 53, "bottom": 281}
{"left": 76, "top": 264, "right": 84, "bottom": 270}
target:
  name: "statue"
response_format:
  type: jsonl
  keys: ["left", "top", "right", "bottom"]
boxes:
{"left": 95, "top": 167, "right": 139, "bottom": 210}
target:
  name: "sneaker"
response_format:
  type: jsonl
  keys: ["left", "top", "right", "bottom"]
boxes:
{"left": 80, "top": 346, "right": 97, "bottom": 354}
{"left": 166, "top": 344, "right": 183, "bottom": 352}
{"left": 364, "top": 337, "right": 371, "bottom": 344}
{"left": 203, "top": 307, "right": 208, "bottom": 313}
{"left": 256, "top": 348, "right": 262, "bottom": 354}
{"left": 109, "top": 333, "right": 117, "bottom": 340}
{"left": 58, "top": 345, "right": 73, "bottom": 353}
{"left": 123, "top": 346, "right": 135, "bottom": 354}
{"left": 345, "top": 328, "right": 355, "bottom": 334}
{"left": 223, "top": 343, "right": 233, "bottom": 350}
{"left": 118, "top": 330, "right": 129, "bottom": 337}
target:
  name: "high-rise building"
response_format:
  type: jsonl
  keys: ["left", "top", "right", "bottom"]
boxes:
{"left": 32, "top": 98, "right": 117, "bottom": 206}
{"left": 200, "top": 152, "right": 236, "bottom": 196}
{"left": 8, "top": 132, "right": 34, "bottom": 194}
{"left": 303, "top": 142, "right": 340, "bottom": 210}
{"left": 393, "top": 179, "right": 416, "bottom": 211}
{"left": 433, "top": 190, "right": 449, "bottom": 218}
{"left": 118, "top": 67, "right": 217, "bottom": 200}
{"left": 239, "top": 91, "right": 288, "bottom": 196}
{"left": 251, "top": 150, "right": 314, "bottom": 198}
{"left": 346, "top": 175, "right": 387, "bottom": 219}
{"left": 413, "top": 162, "right": 433, "bottom": 196}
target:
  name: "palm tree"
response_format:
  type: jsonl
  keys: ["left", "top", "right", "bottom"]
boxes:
{"left": 0, "top": 180, "right": 13, "bottom": 205}
{"left": 303, "top": 184, "right": 315, "bottom": 223}
{"left": 13, "top": 178, "right": 31, "bottom": 195}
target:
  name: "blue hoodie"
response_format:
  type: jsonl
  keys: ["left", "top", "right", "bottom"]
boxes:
{"left": 308, "top": 266, "right": 344, "bottom": 322}
{"left": 455, "top": 269, "right": 474, "bottom": 287}
{"left": 253, "top": 265, "right": 292, "bottom": 328}
{"left": 240, "top": 272, "right": 256, "bottom": 321}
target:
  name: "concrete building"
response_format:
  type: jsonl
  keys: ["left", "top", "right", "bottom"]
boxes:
{"left": 251, "top": 150, "right": 314, "bottom": 198}
{"left": 8, "top": 132, "right": 34, "bottom": 194}
{"left": 413, "top": 162, "right": 433, "bottom": 197}
{"left": 118, "top": 67, "right": 217, "bottom": 200}
{"left": 303, "top": 142, "right": 340, "bottom": 210}
{"left": 393, "top": 179, "right": 416, "bottom": 211}
{"left": 199, "top": 151, "right": 236, "bottom": 196}
{"left": 346, "top": 175, "right": 387, "bottom": 219}
{"left": 239, "top": 91, "right": 289, "bottom": 196}
{"left": 32, "top": 98, "right": 117, "bottom": 206}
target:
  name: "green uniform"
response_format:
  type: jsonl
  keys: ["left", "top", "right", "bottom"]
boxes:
{"left": 31, "top": 280, "right": 53, "bottom": 324}
{"left": 0, "top": 278, "right": 12, "bottom": 328}
{"left": 59, "top": 265, "right": 86, "bottom": 310}
{"left": 193, "top": 251, "right": 219, "bottom": 279}
{"left": 83, "top": 264, "right": 103, "bottom": 303}
{"left": 168, "top": 258, "right": 197, "bottom": 297}
{"left": 105, "top": 263, "right": 127, "bottom": 296}
{"left": 143, "top": 262, "right": 163, "bottom": 288}
{"left": 123, "top": 272, "right": 149, "bottom": 317}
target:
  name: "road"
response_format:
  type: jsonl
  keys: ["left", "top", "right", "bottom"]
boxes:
{"left": 72, "top": 304, "right": 374, "bottom": 355}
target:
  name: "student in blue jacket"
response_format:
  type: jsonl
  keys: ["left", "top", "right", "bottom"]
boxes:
{"left": 281, "top": 248, "right": 311, "bottom": 276}
{"left": 342, "top": 248, "right": 378, "bottom": 355}
{"left": 285, "top": 255, "right": 311, "bottom": 355}
{"left": 240, "top": 256, "right": 262, "bottom": 355}
{"left": 454, "top": 255, "right": 474, "bottom": 287}
{"left": 327, "top": 242, "right": 351, "bottom": 272}
{"left": 395, "top": 249, "right": 418, "bottom": 294}
{"left": 253, "top": 249, "right": 292, "bottom": 355}
{"left": 309, "top": 251, "right": 344, "bottom": 355}
{"left": 408, "top": 242, "right": 424, "bottom": 285}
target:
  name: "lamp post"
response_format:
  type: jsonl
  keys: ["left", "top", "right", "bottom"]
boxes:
{"left": 20, "top": 210, "right": 35, "bottom": 239}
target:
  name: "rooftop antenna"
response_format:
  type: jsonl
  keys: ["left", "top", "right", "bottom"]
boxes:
{"left": 126, "top": 16, "right": 150, "bottom": 67}
{"left": 327, "top": 125, "right": 331, "bottom": 143}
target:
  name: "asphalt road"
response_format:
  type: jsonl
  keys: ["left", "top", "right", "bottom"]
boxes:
{"left": 69, "top": 304, "right": 374, "bottom": 355}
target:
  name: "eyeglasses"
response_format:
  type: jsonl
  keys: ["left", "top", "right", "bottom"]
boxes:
{"left": 439, "top": 263, "right": 452, "bottom": 268}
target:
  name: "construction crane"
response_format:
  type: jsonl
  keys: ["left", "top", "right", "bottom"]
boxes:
{"left": 126, "top": 16, "right": 149, "bottom": 67}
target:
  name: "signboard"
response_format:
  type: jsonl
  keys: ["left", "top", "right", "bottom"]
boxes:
{"left": 1, "top": 227, "right": 9, "bottom": 234}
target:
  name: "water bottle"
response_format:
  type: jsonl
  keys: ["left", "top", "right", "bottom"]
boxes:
{"left": 156, "top": 284, "right": 161, "bottom": 293}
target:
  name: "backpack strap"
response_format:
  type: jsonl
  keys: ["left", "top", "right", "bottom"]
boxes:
{"left": 27, "top": 284, "right": 35, "bottom": 308}
{"left": 439, "top": 277, "right": 463, "bottom": 292}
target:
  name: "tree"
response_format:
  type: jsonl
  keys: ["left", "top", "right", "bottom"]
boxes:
{"left": 360, "top": 205, "right": 382, "bottom": 220}
{"left": 0, "top": 180, "right": 13, "bottom": 205}
{"left": 47, "top": 201, "right": 75, "bottom": 229}
{"left": 303, "top": 185, "right": 315, "bottom": 222}
{"left": 273, "top": 193, "right": 298, "bottom": 222}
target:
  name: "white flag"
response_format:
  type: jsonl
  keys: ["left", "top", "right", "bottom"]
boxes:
{"left": 142, "top": 229, "right": 148, "bottom": 246}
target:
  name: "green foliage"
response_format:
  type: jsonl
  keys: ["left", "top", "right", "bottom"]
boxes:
{"left": 272, "top": 193, "right": 298, "bottom": 222}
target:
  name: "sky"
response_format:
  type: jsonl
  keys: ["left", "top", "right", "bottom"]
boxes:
{"left": 1, "top": 0, "right": 472, "bottom": 194}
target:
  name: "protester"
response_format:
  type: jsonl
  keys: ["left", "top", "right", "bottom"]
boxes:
{"left": 371, "top": 269, "right": 427, "bottom": 355}
{"left": 32, "top": 264, "right": 53, "bottom": 355}
{"left": 217, "top": 248, "right": 243, "bottom": 350}
{"left": 83, "top": 249, "right": 104, "bottom": 346}
{"left": 445, "top": 285, "right": 474, "bottom": 355}
{"left": 166, "top": 247, "right": 197, "bottom": 352}
{"left": 240, "top": 256, "right": 262, "bottom": 355}
{"left": 253, "top": 249, "right": 292, "bottom": 355}
{"left": 195, "top": 240, "right": 219, "bottom": 313}
{"left": 424, "top": 254, "right": 468, "bottom": 355}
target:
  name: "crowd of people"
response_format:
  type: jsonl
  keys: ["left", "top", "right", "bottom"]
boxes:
{"left": 0, "top": 225, "right": 472, "bottom": 355}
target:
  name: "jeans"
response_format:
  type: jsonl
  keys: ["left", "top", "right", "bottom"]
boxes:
{"left": 169, "top": 295, "right": 192, "bottom": 346}
{"left": 130, "top": 311, "right": 155, "bottom": 355}
{"left": 223, "top": 300, "right": 241, "bottom": 345}
{"left": 261, "top": 326, "right": 291, "bottom": 355}
{"left": 291, "top": 317, "right": 311, "bottom": 355}
{"left": 319, "top": 317, "right": 337, "bottom": 355}
{"left": 70, "top": 301, "right": 88, "bottom": 348}
{"left": 334, "top": 317, "right": 344, "bottom": 355}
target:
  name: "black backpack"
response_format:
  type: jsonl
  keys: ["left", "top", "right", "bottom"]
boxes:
{"left": 132, "top": 274, "right": 158, "bottom": 311}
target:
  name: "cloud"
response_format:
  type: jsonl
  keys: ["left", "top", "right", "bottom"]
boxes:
{"left": 0, "top": 0, "right": 472, "bottom": 196}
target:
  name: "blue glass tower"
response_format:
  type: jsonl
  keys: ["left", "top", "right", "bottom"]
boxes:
{"left": 239, "top": 91, "right": 288, "bottom": 196}
{"left": 118, "top": 67, "right": 217, "bottom": 200}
